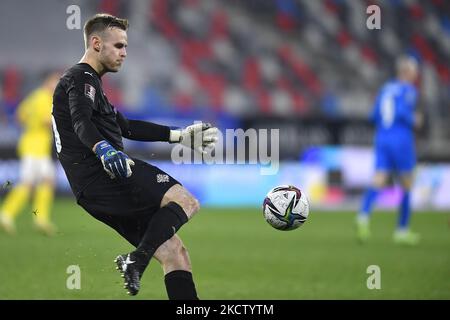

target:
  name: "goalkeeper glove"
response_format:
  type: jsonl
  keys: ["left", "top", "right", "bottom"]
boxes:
{"left": 94, "top": 140, "right": 135, "bottom": 179}
{"left": 169, "top": 122, "right": 218, "bottom": 154}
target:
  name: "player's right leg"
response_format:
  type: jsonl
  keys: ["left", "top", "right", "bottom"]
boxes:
{"left": 356, "top": 171, "right": 388, "bottom": 242}
{"left": 154, "top": 234, "right": 198, "bottom": 300}
{"left": 0, "top": 183, "right": 32, "bottom": 234}
{"left": 356, "top": 142, "right": 391, "bottom": 242}
{"left": 117, "top": 184, "right": 200, "bottom": 296}
{"left": 32, "top": 178, "right": 56, "bottom": 236}
{"left": 0, "top": 157, "right": 35, "bottom": 234}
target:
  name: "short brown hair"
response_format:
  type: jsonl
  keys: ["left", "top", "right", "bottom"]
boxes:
{"left": 83, "top": 13, "right": 129, "bottom": 49}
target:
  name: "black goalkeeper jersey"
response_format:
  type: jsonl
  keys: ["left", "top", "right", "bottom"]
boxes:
{"left": 53, "top": 63, "right": 123, "bottom": 158}
{"left": 52, "top": 63, "right": 170, "bottom": 197}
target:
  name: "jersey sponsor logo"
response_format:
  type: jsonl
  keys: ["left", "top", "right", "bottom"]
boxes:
{"left": 84, "top": 83, "right": 96, "bottom": 103}
{"left": 156, "top": 174, "right": 170, "bottom": 183}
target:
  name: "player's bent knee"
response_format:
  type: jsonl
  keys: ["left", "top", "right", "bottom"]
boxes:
{"left": 189, "top": 196, "right": 200, "bottom": 216}
{"left": 161, "top": 184, "right": 200, "bottom": 219}
{"left": 176, "top": 195, "right": 200, "bottom": 220}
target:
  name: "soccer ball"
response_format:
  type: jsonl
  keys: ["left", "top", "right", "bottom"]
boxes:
{"left": 262, "top": 185, "right": 310, "bottom": 231}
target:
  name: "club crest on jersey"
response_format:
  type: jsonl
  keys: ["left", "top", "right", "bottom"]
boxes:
{"left": 84, "top": 83, "right": 96, "bottom": 103}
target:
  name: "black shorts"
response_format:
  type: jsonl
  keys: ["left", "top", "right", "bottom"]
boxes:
{"left": 77, "top": 158, "right": 180, "bottom": 247}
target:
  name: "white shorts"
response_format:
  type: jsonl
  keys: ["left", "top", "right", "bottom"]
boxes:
{"left": 20, "top": 157, "right": 55, "bottom": 184}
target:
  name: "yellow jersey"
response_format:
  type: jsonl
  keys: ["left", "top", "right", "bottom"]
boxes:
{"left": 17, "top": 87, "right": 53, "bottom": 158}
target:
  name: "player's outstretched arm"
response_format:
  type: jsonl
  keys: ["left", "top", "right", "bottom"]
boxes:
{"left": 116, "top": 111, "right": 218, "bottom": 154}
{"left": 169, "top": 122, "right": 218, "bottom": 154}
{"left": 116, "top": 111, "right": 171, "bottom": 142}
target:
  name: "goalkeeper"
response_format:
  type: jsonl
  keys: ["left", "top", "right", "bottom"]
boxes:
{"left": 51, "top": 14, "right": 218, "bottom": 299}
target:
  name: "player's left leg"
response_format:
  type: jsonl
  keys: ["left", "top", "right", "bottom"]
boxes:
{"left": 106, "top": 159, "right": 199, "bottom": 295}
{"left": 117, "top": 184, "right": 199, "bottom": 295}
{"left": 134, "top": 184, "right": 198, "bottom": 262}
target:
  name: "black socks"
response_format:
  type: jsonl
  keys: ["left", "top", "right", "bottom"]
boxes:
{"left": 130, "top": 202, "right": 198, "bottom": 299}
{"left": 165, "top": 270, "right": 199, "bottom": 300}
{"left": 133, "top": 201, "right": 188, "bottom": 267}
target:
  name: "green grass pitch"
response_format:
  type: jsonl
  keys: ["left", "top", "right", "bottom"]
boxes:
{"left": 0, "top": 197, "right": 449, "bottom": 299}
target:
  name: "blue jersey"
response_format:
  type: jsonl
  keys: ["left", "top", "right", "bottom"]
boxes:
{"left": 370, "top": 80, "right": 418, "bottom": 172}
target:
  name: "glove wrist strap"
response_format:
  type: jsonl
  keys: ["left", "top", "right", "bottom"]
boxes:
{"left": 169, "top": 130, "right": 182, "bottom": 143}
{"left": 94, "top": 140, "right": 114, "bottom": 158}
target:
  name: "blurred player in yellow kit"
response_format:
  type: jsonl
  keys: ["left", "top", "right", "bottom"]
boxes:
{"left": 0, "top": 72, "right": 60, "bottom": 236}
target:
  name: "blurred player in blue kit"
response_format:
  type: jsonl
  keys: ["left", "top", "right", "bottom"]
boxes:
{"left": 357, "top": 56, "right": 423, "bottom": 245}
